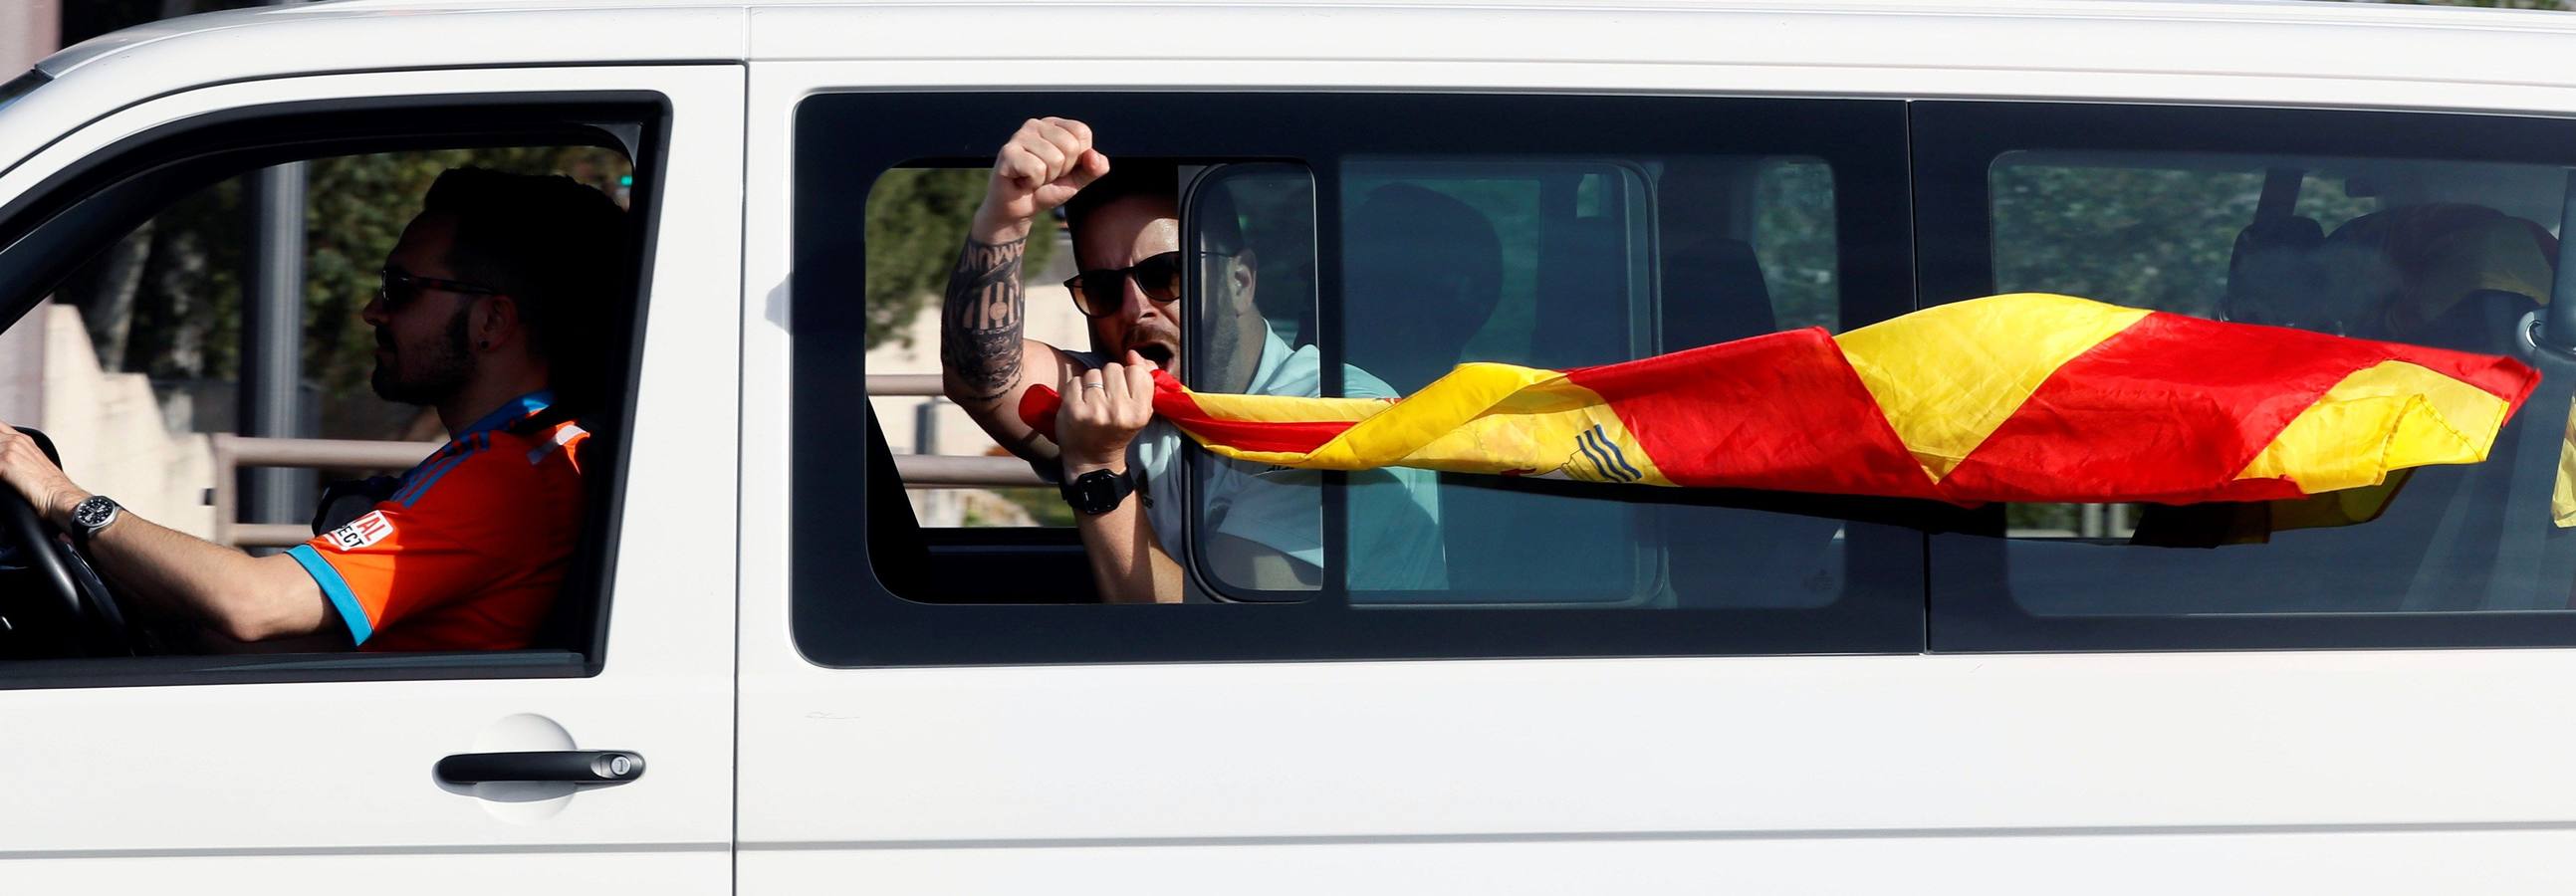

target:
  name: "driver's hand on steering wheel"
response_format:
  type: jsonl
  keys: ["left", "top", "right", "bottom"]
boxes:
{"left": 0, "top": 418, "right": 89, "bottom": 529}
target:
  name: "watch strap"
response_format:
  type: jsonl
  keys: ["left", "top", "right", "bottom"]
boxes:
{"left": 1059, "top": 467, "right": 1136, "bottom": 516}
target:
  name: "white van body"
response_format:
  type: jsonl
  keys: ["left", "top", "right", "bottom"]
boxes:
{"left": 6, "top": 0, "right": 2576, "bottom": 892}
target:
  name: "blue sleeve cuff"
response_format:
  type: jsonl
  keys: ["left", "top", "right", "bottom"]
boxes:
{"left": 287, "top": 545, "right": 373, "bottom": 646}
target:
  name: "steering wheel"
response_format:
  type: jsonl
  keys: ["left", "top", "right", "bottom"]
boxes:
{"left": 0, "top": 426, "right": 133, "bottom": 658}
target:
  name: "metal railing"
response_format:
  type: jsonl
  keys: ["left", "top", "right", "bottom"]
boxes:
{"left": 869, "top": 373, "right": 944, "bottom": 396}
{"left": 867, "top": 373, "right": 1047, "bottom": 490}
{"left": 205, "top": 373, "right": 1040, "bottom": 546}
{"left": 211, "top": 434, "right": 440, "bottom": 548}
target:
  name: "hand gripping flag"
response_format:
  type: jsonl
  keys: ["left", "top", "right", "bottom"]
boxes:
{"left": 1021, "top": 294, "right": 2540, "bottom": 506}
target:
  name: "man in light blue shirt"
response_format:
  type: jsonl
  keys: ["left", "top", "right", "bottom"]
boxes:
{"left": 936, "top": 116, "right": 1441, "bottom": 602}
{"left": 1068, "top": 320, "right": 1446, "bottom": 595}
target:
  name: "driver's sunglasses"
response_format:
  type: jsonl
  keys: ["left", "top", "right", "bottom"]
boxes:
{"left": 378, "top": 268, "right": 500, "bottom": 312}
{"left": 1063, "top": 251, "right": 1184, "bottom": 318}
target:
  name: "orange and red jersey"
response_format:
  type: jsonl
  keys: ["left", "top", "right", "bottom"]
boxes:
{"left": 285, "top": 391, "right": 587, "bottom": 651}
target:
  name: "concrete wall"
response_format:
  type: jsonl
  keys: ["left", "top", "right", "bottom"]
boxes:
{"left": 0, "top": 0, "right": 58, "bottom": 72}
{"left": 0, "top": 311, "right": 43, "bottom": 428}
{"left": 0, "top": 0, "right": 57, "bottom": 426}
{"left": 38, "top": 305, "right": 218, "bottom": 539}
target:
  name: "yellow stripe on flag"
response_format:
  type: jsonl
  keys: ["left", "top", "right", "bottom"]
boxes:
{"left": 1185, "top": 362, "right": 1560, "bottom": 469}
{"left": 1183, "top": 391, "right": 1386, "bottom": 423}
{"left": 2553, "top": 409, "right": 2576, "bottom": 528}
{"left": 2236, "top": 359, "right": 2512, "bottom": 493}
{"left": 1402, "top": 389, "right": 1670, "bottom": 484}
{"left": 1184, "top": 361, "right": 1670, "bottom": 483}
{"left": 1832, "top": 294, "right": 2150, "bottom": 482}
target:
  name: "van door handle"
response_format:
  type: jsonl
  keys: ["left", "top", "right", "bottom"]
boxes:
{"left": 435, "top": 750, "right": 645, "bottom": 784}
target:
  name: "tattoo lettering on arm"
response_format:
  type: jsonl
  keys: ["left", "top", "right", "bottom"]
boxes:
{"left": 940, "top": 236, "right": 1029, "bottom": 403}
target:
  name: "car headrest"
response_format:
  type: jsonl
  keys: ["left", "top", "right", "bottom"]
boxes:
{"left": 2221, "top": 214, "right": 2327, "bottom": 329}
{"left": 1343, "top": 184, "right": 1505, "bottom": 390}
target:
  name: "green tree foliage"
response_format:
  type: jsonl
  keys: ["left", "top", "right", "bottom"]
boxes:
{"left": 1993, "top": 165, "right": 2265, "bottom": 317}
{"left": 863, "top": 168, "right": 1051, "bottom": 349}
{"left": 1756, "top": 160, "right": 1839, "bottom": 333}
{"left": 54, "top": 147, "right": 629, "bottom": 438}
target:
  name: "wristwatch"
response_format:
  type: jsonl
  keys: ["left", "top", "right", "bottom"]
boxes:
{"left": 1059, "top": 467, "right": 1137, "bottom": 516}
{"left": 68, "top": 494, "right": 120, "bottom": 546}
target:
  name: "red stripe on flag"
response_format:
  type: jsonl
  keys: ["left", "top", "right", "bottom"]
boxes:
{"left": 1939, "top": 312, "right": 2539, "bottom": 504}
{"left": 1565, "top": 328, "right": 1943, "bottom": 499}
{"left": 1148, "top": 374, "right": 1357, "bottom": 454}
{"left": 1018, "top": 374, "right": 1359, "bottom": 455}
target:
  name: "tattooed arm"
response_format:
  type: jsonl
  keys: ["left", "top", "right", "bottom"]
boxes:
{"left": 938, "top": 235, "right": 1067, "bottom": 462}
{"left": 940, "top": 237, "right": 1031, "bottom": 404}
{"left": 939, "top": 117, "right": 1108, "bottom": 462}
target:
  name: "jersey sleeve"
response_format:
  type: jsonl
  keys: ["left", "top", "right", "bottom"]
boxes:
{"left": 285, "top": 446, "right": 574, "bottom": 646}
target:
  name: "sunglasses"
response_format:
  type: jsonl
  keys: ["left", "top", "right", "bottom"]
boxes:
{"left": 378, "top": 268, "right": 500, "bottom": 312}
{"left": 1062, "top": 251, "right": 1183, "bottom": 318}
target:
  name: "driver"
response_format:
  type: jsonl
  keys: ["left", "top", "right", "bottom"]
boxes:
{"left": 0, "top": 167, "right": 621, "bottom": 651}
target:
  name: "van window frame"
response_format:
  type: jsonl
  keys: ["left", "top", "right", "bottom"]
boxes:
{"left": 1913, "top": 100, "right": 2576, "bottom": 653}
{"left": 0, "top": 94, "right": 668, "bottom": 687}
{"left": 796, "top": 91, "right": 1930, "bottom": 667}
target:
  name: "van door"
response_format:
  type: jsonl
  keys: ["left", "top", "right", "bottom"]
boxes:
{"left": 736, "top": 53, "right": 1933, "bottom": 890}
{"left": 0, "top": 65, "right": 743, "bottom": 891}
{"left": 1903, "top": 99, "right": 2576, "bottom": 885}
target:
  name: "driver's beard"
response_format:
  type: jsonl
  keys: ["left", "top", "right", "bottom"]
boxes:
{"left": 369, "top": 304, "right": 475, "bottom": 406}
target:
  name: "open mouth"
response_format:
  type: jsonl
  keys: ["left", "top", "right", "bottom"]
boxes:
{"left": 1133, "top": 343, "right": 1175, "bottom": 369}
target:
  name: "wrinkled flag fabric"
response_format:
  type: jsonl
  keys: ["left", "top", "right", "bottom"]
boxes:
{"left": 1019, "top": 294, "right": 2540, "bottom": 506}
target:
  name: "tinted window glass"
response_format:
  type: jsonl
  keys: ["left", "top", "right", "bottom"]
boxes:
{"left": 1917, "top": 102, "right": 2576, "bottom": 650}
{"left": 1186, "top": 155, "right": 1863, "bottom": 609}
{"left": 1183, "top": 163, "right": 1338, "bottom": 596}
{"left": 1756, "top": 159, "right": 1840, "bottom": 333}
{"left": 1326, "top": 156, "right": 1848, "bottom": 608}
{"left": 800, "top": 93, "right": 1924, "bottom": 665}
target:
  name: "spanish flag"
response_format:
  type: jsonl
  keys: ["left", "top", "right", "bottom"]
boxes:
{"left": 1022, "top": 294, "right": 2540, "bottom": 506}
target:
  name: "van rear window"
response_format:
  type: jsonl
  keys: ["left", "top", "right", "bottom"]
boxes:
{"left": 1916, "top": 101, "right": 2576, "bottom": 651}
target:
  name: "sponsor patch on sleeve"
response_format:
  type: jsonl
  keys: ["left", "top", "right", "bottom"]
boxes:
{"left": 324, "top": 510, "right": 395, "bottom": 552}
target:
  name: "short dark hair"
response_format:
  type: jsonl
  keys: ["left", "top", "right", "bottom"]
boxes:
{"left": 1062, "top": 160, "right": 1248, "bottom": 257}
{"left": 419, "top": 166, "right": 626, "bottom": 410}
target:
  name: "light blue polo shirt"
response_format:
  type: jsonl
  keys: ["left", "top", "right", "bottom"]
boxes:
{"left": 1067, "top": 327, "right": 1447, "bottom": 592}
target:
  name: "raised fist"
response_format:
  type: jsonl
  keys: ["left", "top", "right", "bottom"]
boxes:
{"left": 970, "top": 116, "right": 1110, "bottom": 245}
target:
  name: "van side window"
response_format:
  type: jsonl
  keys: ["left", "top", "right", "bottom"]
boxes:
{"left": 800, "top": 92, "right": 1925, "bottom": 664}
{"left": 1319, "top": 156, "right": 1852, "bottom": 608}
{"left": 0, "top": 102, "right": 658, "bottom": 679}
{"left": 1917, "top": 102, "right": 2576, "bottom": 651}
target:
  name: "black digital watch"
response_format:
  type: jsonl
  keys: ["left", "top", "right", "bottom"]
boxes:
{"left": 1059, "top": 467, "right": 1137, "bottom": 516}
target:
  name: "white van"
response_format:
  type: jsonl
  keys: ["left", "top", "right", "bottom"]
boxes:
{"left": 8, "top": 0, "right": 2576, "bottom": 890}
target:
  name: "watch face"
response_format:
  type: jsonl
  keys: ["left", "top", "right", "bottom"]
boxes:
{"left": 1066, "top": 470, "right": 1128, "bottom": 515}
{"left": 72, "top": 497, "right": 115, "bottom": 529}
